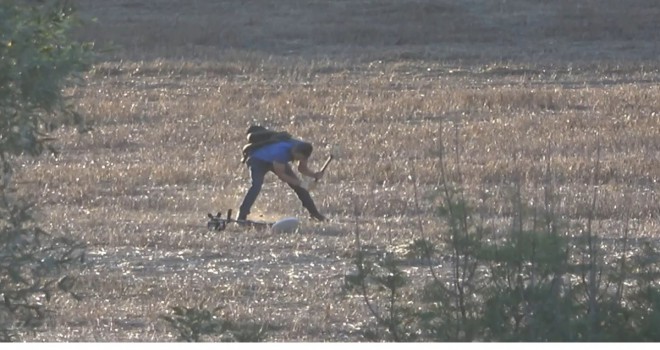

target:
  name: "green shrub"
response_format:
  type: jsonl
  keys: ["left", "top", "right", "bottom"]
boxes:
{"left": 350, "top": 145, "right": 660, "bottom": 342}
{"left": 0, "top": 0, "right": 92, "bottom": 340}
{"left": 160, "top": 304, "right": 270, "bottom": 342}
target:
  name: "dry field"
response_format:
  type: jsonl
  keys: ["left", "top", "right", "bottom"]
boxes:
{"left": 11, "top": 0, "right": 660, "bottom": 341}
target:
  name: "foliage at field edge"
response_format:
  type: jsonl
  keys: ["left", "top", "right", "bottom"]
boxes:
{"left": 348, "top": 142, "right": 660, "bottom": 342}
{"left": 0, "top": 0, "right": 92, "bottom": 341}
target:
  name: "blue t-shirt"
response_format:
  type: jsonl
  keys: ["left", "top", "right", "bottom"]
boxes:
{"left": 250, "top": 139, "right": 302, "bottom": 163}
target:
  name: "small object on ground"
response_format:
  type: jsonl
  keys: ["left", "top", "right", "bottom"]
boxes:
{"left": 270, "top": 217, "right": 300, "bottom": 233}
{"left": 207, "top": 212, "right": 226, "bottom": 231}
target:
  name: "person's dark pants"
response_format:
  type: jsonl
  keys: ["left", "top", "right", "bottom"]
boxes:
{"left": 238, "top": 158, "right": 322, "bottom": 220}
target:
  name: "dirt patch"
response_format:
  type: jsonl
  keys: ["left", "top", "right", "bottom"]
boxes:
{"left": 74, "top": 0, "right": 660, "bottom": 62}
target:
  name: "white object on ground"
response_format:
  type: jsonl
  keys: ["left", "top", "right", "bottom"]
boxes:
{"left": 270, "top": 217, "right": 300, "bottom": 233}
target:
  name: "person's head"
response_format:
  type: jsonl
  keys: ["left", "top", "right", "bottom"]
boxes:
{"left": 291, "top": 142, "right": 313, "bottom": 161}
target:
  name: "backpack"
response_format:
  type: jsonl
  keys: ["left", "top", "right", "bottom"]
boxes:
{"left": 241, "top": 125, "right": 292, "bottom": 163}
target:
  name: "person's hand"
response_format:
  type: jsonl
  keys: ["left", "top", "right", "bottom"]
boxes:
{"left": 313, "top": 171, "right": 325, "bottom": 181}
{"left": 300, "top": 177, "right": 317, "bottom": 191}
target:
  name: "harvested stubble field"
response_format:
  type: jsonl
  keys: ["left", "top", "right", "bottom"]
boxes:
{"left": 12, "top": 0, "right": 660, "bottom": 341}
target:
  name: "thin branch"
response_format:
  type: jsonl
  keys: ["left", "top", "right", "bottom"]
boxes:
{"left": 585, "top": 134, "right": 602, "bottom": 339}
{"left": 352, "top": 196, "right": 386, "bottom": 332}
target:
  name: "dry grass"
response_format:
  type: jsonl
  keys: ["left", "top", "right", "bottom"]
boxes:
{"left": 10, "top": 0, "right": 660, "bottom": 341}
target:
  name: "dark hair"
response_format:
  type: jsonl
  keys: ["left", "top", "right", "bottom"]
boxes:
{"left": 246, "top": 125, "right": 267, "bottom": 134}
{"left": 294, "top": 142, "right": 313, "bottom": 158}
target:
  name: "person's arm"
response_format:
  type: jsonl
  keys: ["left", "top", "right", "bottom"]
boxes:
{"left": 272, "top": 162, "right": 302, "bottom": 187}
{"left": 297, "top": 158, "right": 323, "bottom": 180}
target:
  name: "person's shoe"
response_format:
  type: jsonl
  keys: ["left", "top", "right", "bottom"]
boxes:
{"left": 310, "top": 212, "right": 326, "bottom": 222}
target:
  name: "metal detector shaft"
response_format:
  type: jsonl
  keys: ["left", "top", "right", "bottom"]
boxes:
{"left": 207, "top": 209, "right": 273, "bottom": 231}
{"left": 226, "top": 209, "right": 271, "bottom": 227}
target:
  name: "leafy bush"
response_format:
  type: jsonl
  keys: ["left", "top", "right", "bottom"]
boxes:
{"left": 160, "top": 304, "right": 269, "bottom": 342}
{"left": 160, "top": 304, "right": 228, "bottom": 342}
{"left": 350, "top": 144, "right": 660, "bottom": 342}
{"left": 0, "top": 0, "right": 92, "bottom": 340}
